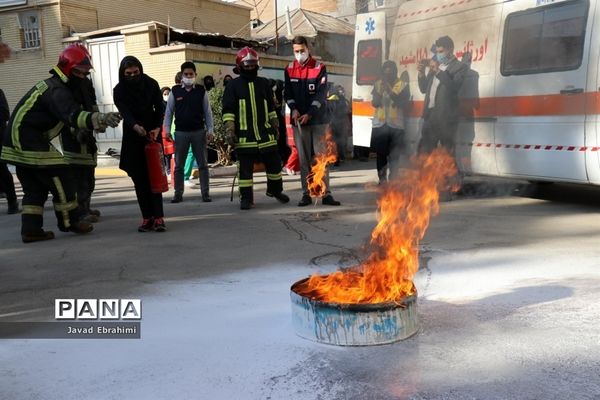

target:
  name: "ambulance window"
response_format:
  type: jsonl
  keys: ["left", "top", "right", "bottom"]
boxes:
{"left": 356, "top": 39, "right": 382, "bottom": 85}
{"left": 501, "top": 0, "right": 588, "bottom": 75}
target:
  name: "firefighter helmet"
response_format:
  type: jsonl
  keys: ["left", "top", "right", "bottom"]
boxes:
{"left": 235, "top": 47, "right": 259, "bottom": 69}
{"left": 57, "top": 43, "right": 93, "bottom": 76}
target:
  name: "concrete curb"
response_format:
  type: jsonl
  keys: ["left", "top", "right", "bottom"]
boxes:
{"left": 95, "top": 165, "right": 238, "bottom": 178}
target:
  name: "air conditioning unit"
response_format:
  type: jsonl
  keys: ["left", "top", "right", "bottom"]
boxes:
{"left": 374, "top": 0, "right": 385, "bottom": 8}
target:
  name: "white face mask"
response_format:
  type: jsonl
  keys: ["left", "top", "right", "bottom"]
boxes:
{"left": 295, "top": 52, "right": 309, "bottom": 64}
{"left": 163, "top": 95, "right": 169, "bottom": 102}
{"left": 182, "top": 77, "right": 195, "bottom": 87}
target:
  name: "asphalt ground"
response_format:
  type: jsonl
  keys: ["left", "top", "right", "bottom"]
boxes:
{"left": 1, "top": 160, "right": 599, "bottom": 399}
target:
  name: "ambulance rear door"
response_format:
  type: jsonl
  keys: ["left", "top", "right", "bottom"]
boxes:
{"left": 352, "top": 11, "right": 386, "bottom": 148}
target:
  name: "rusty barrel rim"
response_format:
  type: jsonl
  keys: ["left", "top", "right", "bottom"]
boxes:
{"left": 290, "top": 277, "right": 417, "bottom": 311}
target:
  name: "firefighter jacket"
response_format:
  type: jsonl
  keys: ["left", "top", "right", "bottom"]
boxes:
{"left": 60, "top": 77, "right": 98, "bottom": 166}
{"left": 1, "top": 67, "right": 95, "bottom": 168}
{"left": 284, "top": 57, "right": 328, "bottom": 125}
{"left": 222, "top": 75, "right": 278, "bottom": 154}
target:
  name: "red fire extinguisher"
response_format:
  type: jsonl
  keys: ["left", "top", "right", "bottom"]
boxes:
{"left": 145, "top": 139, "right": 169, "bottom": 193}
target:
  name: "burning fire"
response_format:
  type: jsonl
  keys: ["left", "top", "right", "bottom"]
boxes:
{"left": 295, "top": 148, "right": 458, "bottom": 304}
{"left": 307, "top": 127, "right": 338, "bottom": 198}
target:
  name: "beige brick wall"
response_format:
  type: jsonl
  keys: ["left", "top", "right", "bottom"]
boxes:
{"left": 0, "top": 3, "right": 66, "bottom": 109}
{"left": 0, "top": 0, "right": 250, "bottom": 109}
{"left": 61, "top": 0, "right": 251, "bottom": 37}
{"left": 60, "top": 2, "right": 99, "bottom": 34}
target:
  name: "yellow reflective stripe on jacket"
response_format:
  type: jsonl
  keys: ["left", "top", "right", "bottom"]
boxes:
{"left": 238, "top": 179, "right": 253, "bottom": 188}
{"left": 52, "top": 66, "right": 69, "bottom": 83}
{"left": 235, "top": 141, "right": 258, "bottom": 149}
{"left": 248, "top": 82, "right": 260, "bottom": 141}
{"left": 223, "top": 113, "right": 235, "bottom": 122}
{"left": 44, "top": 122, "right": 65, "bottom": 141}
{"left": 239, "top": 100, "right": 247, "bottom": 131}
{"left": 11, "top": 84, "right": 47, "bottom": 151}
{"left": 1, "top": 147, "right": 67, "bottom": 166}
{"left": 268, "top": 111, "right": 277, "bottom": 120}
{"left": 63, "top": 150, "right": 97, "bottom": 166}
{"left": 264, "top": 100, "right": 271, "bottom": 128}
{"left": 258, "top": 140, "right": 277, "bottom": 149}
{"left": 22, "top": 205, "right": 44, "bottom": 215}
{"left": 76, "top": 111, "right": 91, "bottom": 129}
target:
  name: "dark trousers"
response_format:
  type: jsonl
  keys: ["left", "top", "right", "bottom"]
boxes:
{"left": 418, "top": 117, "right": 458, "bottom": 155}
{"left": 73, "top": 166, "right": 95, "bottom": 213}
{"left": 174, "top": 130, "right": 209, "bottom": 196}
{"left": 331, "top": 120, "right": 348, "bottom": 161}
{"left": 129, "top": 170, "right": 163, "bottom": 219}
{"left": 0, "top": 162, "right": 17, "bottom": 202}
{"left": 15, "top": 166, "right": 79, "bottom": 235}
{"left": 371, "top": 125, "right": 404, "bottom": 183}
{"left": 238, "top": 151, "right": 283, "bottom": 202}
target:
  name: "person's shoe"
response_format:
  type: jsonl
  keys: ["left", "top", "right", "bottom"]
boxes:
{"left": 81, "top": 213, "right": 99, "bottom": 223}
{"left": 266, "top": 192, "right": 290, "bottom": 203}
{"left": 138, "top": 218, "right": 155, "bottom": 232}
{"left": 88, "top": 208, "right": 101, "bottom": 217}
{"left": 153, "top": 217, "right": 166, "bottom": 232}
{"left": 298, "top": 194, "right": 312, "bottom": 207}
{"left": 202, "top": 194, "right": 212, "bottom": 202}
{"left": 171, "top": 194, "right": 183, "bottom": 203}
{"left": 22, "top": 230, "right": 55, "bottom": 243}
{"left": 7, "top": 200, "right": 19, "bottom": 214}
{"left": 240, "top": 199, "right": 252, "bottom": 210}
{"left": 322, "top": 195, "right": 341, "bottom": 206}
{"left": 69, "top": 221, "right": 94, "bottom": 234}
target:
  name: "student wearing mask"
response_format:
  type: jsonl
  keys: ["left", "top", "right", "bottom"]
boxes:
{"left": 164, "top": 61, "right": 214, "bottom": 203}
{"left": 113, "top": 56, "right": 166, "bottom": 232}
{"left": 284, "top": 36, "right": 340, "bottom": 207}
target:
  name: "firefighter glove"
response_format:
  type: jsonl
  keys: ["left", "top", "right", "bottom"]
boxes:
{"left": 270, "top": 117, "right": 279, "bottom": 131}
{"left": 225, "top": 121, "right": 236, "bottom": 146}
{"left": 91, "top": 112, "right": 122, "bottom": 131}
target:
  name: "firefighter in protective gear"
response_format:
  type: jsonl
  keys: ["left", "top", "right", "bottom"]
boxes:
{"left": 1, "top": 43, "right": 122, "bottom": 243}
{"left": 222, "top": 47, "right": 289, "bottom": 210}
{"left": 60, "top": 70, "right": 102, "bottom": 223}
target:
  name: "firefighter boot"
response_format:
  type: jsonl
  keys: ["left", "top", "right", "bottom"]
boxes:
{"left": 240, "top": 187, "right": 253, "bottom": 210}
{"left": 266, "top": 191, "right": 290, "bottom": 203}
{"left": 22, "top": 230, "right": 55, "bottom": 243}
{"left": 69, "top": 221, "right": 94, "bottom": 234}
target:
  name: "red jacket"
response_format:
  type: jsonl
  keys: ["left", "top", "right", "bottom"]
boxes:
{"left": 284, "top": 57, "right": 328, "bottom": 125}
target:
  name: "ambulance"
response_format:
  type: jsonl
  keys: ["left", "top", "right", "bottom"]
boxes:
{"left": 352, "top": 0, "right": 600, "bottom": 184}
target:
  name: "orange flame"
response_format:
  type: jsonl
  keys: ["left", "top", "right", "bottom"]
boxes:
{"left": 307, "top": 127, "right": 338, "bottom": 198}
{"left": 295, "top": 148, "right": 458, "bottom": 304}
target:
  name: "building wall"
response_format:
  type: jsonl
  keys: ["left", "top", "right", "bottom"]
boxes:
{"left": 0, "top": 2, "right": 65, "bottom": 109}
{"left": 0, "top": 0, "right": 250, "bottom": 109}
{"left": 61, "top": 0, "right": 251, "bottom": 37}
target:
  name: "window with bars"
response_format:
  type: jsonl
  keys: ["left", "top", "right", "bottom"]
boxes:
{"left": 18, "top": 11, "right": 41, "bottom": 49}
